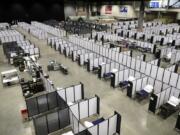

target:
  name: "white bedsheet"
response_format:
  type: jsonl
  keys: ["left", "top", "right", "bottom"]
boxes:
{"left": 62, "top": 131, "right": 74, "bottom": 135}
{"left": 84, "top": 121, "right": 93, "bottom": 128}
{"left": 167, "top": 96, "right": 180, "bottom": 107}
{"left": 143, "top": 85, "right": 153, "bottom": 93}
{"left": 128, "top": 76, "right": 135, "bottom": 81}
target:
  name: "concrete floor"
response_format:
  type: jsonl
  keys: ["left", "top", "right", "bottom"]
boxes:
{"left": 0, "top": 27, "right": 179, "bottom": 135}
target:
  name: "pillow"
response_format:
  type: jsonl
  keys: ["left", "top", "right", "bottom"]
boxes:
{"left": 169, "top": 96, "right": 180, "bottom": 106}
{"left": 84, "top": 121, "right": 93, "bottom": 128}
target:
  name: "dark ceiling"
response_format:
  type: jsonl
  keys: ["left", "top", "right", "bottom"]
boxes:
{"left": 0, "top": 0, "right": 148, "bottom": 22}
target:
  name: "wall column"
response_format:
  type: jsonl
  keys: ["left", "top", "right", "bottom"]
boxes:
{"left": 138, "top": 0, "right": 145, "bottom": 30}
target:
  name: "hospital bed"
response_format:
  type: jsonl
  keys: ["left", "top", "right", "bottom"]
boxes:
{"left": 103, "top": 69, "right": 118, "bottom": 80}
{"left": 119, "top": 76, "right": 136, "bottom": 89}
{"left": 136, "top": 85, "right": 153, "bottom": 101}
{"left": 159, "top": 96, "right": 180, "bottom": 119}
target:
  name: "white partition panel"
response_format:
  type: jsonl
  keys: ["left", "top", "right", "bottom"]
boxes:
{"left": 105, "top": 64, "right": 110, "bottom": 73}
{"left": 154, "top": 81, "right": 162, "bottom": 94}
{"left": 80, "top": 100, "right": 88, "bottom": 119}
{"left": 169, "top": 73, "right": 178, "bottom": 87}
{"left": 115, "top": 52, "right": 119, "bottom": 62}
{"left": 70, "top": 104, "right": 79, "bottom": 119}
{"left": 89, "top": 97, "right": 97, "bottom": 116}
{"left": 135, "top": 71, "right": 141, "bottom": 78}
{"left": 132, "top": 81, "right": 136, "bottom": 97}
{"left": 163, "top": 70, "right": 171, "bottom": 84}
{"left": 136, "top": 60, "right": 141, "bottom": 71}
{"left": 148, "top": 77, "right": 155, "bottom": 86}
{"left": 171, "top": 87, "right": 180, "bottom": 98}
{"left": 140, "top": 62, "right": 146, "bottom": 73}
{"left": 112, "top": 52, "right": 116, "bottom": 61}
{"left": 122, "top": 55, "right": 127, "bottom": 65}
{"left": 129, "top": 69, "right": 135, "bottom": 76}
{"left": 150, "top": 65, "right": 158, "bottom": 78}
{"left": 66, "top": 87, "right": 75, "bottom": 103}
{"left": 88, "top": 125, "right": 98, "bottom": 135}
{"left": 79, "top": 123, "right": 86, "bottom": 132}
{"left": 156, "top": 93, "right": 160, "bottom": 109}
{"left": 131, "top": 58, "right": 136, "bottom": 69}
{"left": 74, "top": 84, "right": 82, "bottom": 101}
{"left": 109, "top": 50, "right": 112, "bottom": 59}
{"left": 156, "top": 68, "right": 164, "bottom": 81}
{"left": 177, "top": 77, "right": 180, "bottom": 89}
{"left": 145, "top": 63, "right": 152, "bottom": 76}
{"left": 101, "top": 64, "right": 106, "bottom": 77}
{"left": 127, "top": 57, "right": 131, "bottom": 67}
{"left": 118, "top": 54, "right": 123, "bottom": 63}
{"left": 142, "top": 77, "right": 148, "bottom": 88}
{"left": 99, "top": 120, "right": 108, "bottom": 135}
{"left": 73, "top": 115, "right": 79, "bottom": 134}
{"left": 159, "top": 90, "right": 166, "bottom": 107}
{"left": 136, "top": 79, "right": 142, "bottom": 91}
{"left": 105, "top": 49, "right": 109, "bottom": 57}
{"left": 108, "top": 115, "right": 117, "bottom": 135}
{"left": 118, "top": 71, "right": 124, "bottom": 82}
{"left": 57, "top": 89, "right": 66, "bottom": 101}
{"left": 103, "top": 48, "right": 106, "bottom": 56}
{"left": 164, "top": 87, "right": 171, "bottom": 103}
{"left": 124, "top": 69, "right": 129, "bottom": 80}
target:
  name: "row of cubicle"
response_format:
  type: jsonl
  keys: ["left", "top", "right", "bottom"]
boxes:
{"left": 19, "top": 21, "right": 180, "bottom": 132}
{"left": 16, "top": 22, "right": 122, "bottom": 135}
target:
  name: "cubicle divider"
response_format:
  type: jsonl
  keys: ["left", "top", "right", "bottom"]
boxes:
{"left": 26, "top": 83, "right": 84, "bottom": 117}
{"left": 111, "top": 68, "right": 144, "bottom": 88}
{"left": 69, "top": 107, "right": 86, "bottom": 134}
{"left": 59, "top": 42, "right": 69, "bottom": 54}
{"left": 148, "top": 86, "right": 180, "bottom": 113}
{"left": 170, "top": 50, "right": 180, "bottom": 64}
{"left": 87, "top": 57, "right": 109, "bottom": 72}
{"left": 57, "top": 83, "right": 84, "bottom": 105}
{"left": 128, "top": 76, "right": 168, "bottom": 98}
{"left": 33, "top": 102, "right": 121, "bottom": 135}
{"left": 33, "top": 107, "right": 70, "bottom": 135}
{"left": 159, "top": 47, "right": 175, "bottom": 58}
{"left": 99, "top": 62, "right": 125, "bottom": 78}
{"left": 72, "top": 49, "right": 91, "bottom": 62}
{"left": 47, "top": 36, "right": 180, "bottom": 92}
{"left": 87, "top": 111, "right": 121, "bottom": 135}
{"left": 70, "top": 96, "right": 100, "bottom": 120}
{"left": 40, "top": 73, "right": 54, "bottom": 92}
{"left": 26, "top": 91, "right": 68, "bottom": 117}
{"left": 47, "top": 37, "right": 59, "bottom": 46}
{"left": 79, "top": 53, "right": 100, "bottom": 66}
{"left": 65, "top": 46, "right": 80, "bottom": 57}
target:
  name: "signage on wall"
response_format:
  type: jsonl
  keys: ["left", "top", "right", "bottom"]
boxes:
{"left": 149, "top": 0, "right": 161, "bottom": 8}
{"left": 105, "top": 5, "right": 112, "bottom": 14}
{"left": 120, "top": 7, "right": 128, "bottom": 13}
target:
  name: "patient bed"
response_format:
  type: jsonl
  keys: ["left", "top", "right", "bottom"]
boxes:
{"left": 119, "top": 76, "right": 135, "bottom": 88}
{"left": 136, "top": 85, "right": 153, "bottom": 101}
{"left": 159, "top": 96, "right": 180, "bottom": 119}
{"left": 103, "top": 69, "right": 118, "bottom": 80}
{"left": 103, "top": 72, "right": 112, "bottom": 79}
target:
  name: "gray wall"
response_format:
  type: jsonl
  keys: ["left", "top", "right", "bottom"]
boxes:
{"left": 64, "top": 4, "right": 76, "bottom": 19}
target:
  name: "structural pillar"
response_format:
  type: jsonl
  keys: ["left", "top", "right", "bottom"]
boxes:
{"left": 138, "top": 0, "right": 145, "bottom": 30}
{"left": 86, "top": 1, "right": 90, "bottom": 19}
